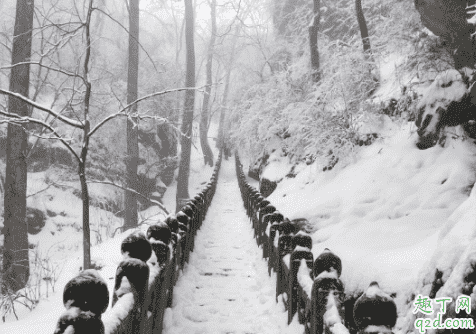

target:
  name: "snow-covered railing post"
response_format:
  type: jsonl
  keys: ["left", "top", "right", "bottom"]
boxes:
{"left": 250, "top": 194, "right": 262, "bottom": 241}
{"left": 54, "top": 151, "right": 223, "bottom": 334}
{"left": 190, "top": 199, "right": 201, "bottom": 240}
{"left": 165, "top": 215, "right": 180, "bottom": 307}
{"left": 249, "top": 191, "right": 259, "bottom": 226}
{"left": 233, "top": 152, "right": 398, "bottom": 334}
{"left": 174, "top": 149, "right": 223, "bottom": 268}
{"left": 266, "top": 209, "right": 279, "bottom": 273}
{"left": 176, "top": 211, "right": 190, "bottom": 269}
{"left": 260, "top": 213, "right": 272, "bottom": 257}
{"left": 183, "top": 204, "right": 196, "bottom": 241}
{"left": 53, "top": 269, "right": 109, "bottom": 334}
{"left": 181, "top": 205, "right": 196, "bottom": 262}
{"left": 256, "top": 199, "right": 271, "bottom": 249}
{"left": 243, "top": 183, "right": 252, "bottom": 217}
{"left": 190, "top": 200, "right": 200, "bottom": 245}
{"left": 249, "top": 190, "right": 259, "bottom": 222}
{"left": 289, "top": 232, "right": 314, "bottom": 324}
{"left": 143, "top": 224, "right": 173, "bottom": 334}
{"left": 263, "top": 210, "right": 280, "bottom": 258}
{"left": 253, "top": 196, "right": 265, "bottom": 242}
{"left": 276, "top": 219, "right": 294, "bottom": 301}
{"left": 307, "top": 249, "right": 349, "bottom": 334}
{"left": 109, "top": 232, "right": 151, "bottom": 334}
{"left": 352, "top": 282, "right": 397, "bottom": 334}
{"left": 310, "top": 272, "right": 345, "bottom": 334}
{"left": 193, "top": 194, "right": 204, "bottom": 231}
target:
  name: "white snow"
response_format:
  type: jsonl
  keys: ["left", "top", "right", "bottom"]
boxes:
{"left": 261, "top": 148, "right": 294, "bottom": 182}
{"left": 298, "top": 259, "right": 313, "bottom": 297}
{"left": 364, "top": 283, "right": 393, "bottom": 301}
{"left": 323, "top": 292, "right": 349, "bottom": 334}
{"left": 416, "top": 69, "right": 468, "bottom": 133}
{"left": 294, "top": 245, "right": 311, "bottom": 253}
{"left": 260, "top": 115, "right": 476, "bottom": 332}
{"left": 316, "top": 269, "right": 340, "bottom": 281}
{"left": 373, "top": 53, "right": 409, "bottom": 102}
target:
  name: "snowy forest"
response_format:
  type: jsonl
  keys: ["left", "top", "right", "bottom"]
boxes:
{"left": 0, "top": 0, "right": 476, "bottom": 333}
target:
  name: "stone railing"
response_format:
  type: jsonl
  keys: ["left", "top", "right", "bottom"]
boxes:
{"left": 53, "top": 151, "right": 223, "bottom": 334}
{"left": 235, "top": 153, "right": 398, "bottom": 334}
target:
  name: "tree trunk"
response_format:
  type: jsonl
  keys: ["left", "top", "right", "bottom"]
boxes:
{"left": 80, "top": 0, "right": 94, "bottom": 270}
{"left": 176, "top": 0, "right": 196, "bottom": 212}
{"left": 79, "top": 160, "right": 91, "bottom": 270}
{"left": 3, "top": 0, "right": 34, "bottom": 292}
{"left": 124, "top": 0, "right": 140, "bottom": 230}
{"left": 157, "top": 122, "right": 177, "bottom": 186}
{"left": 199, "top": 0, "right": 216, "bottom": 167}
{"left": 309, "top": 0, "right": 321, "bottom": 83}
{"left": 216, "top": 26, "right": 239, "bottom": 150}
{"left": 355, "top": 0, "right": 372, "bottom": 56}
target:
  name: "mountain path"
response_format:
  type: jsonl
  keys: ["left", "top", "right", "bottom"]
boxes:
{"left": 163, "top": 159, "right": 295, "bottom": 334}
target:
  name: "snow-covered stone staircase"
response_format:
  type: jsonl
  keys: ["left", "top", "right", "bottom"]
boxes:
{"left": 162, "top": 159, "right": 291, "bottom": 334}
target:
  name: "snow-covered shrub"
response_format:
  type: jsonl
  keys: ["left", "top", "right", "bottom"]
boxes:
{"left": 0, "top": 243, "right": 64, "bottom": 321}
{"left": 229, "top": 0, "right": 463, "bottom": 169}
{"left": 230, "top": 39, "right": 380, "bottom": 166}
{"left": 415, "top": 69, "right": 476, "bottom": 149}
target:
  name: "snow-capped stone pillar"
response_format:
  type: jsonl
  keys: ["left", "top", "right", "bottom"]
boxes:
{"left": 310, "top": 272, "right": 345, "bottom": 334}
{"left": 288, "top": 232, "right": 313, "bottom": 324}
{"left": 53, "top": 269, "right": 109, "bottom": 334}
{"left": 353, "top": 282, "right": 397, "bottom": 334}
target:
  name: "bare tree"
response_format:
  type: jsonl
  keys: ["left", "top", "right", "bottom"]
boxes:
{"left": 0, "top": 0, "right": 192, "bottom": 271}
{"left": 124, "top": 0, "right": 140, "bottom": 230}
{"left": 355, "top": 0, "right": 372, "bottom": 58}
{"left": 175, "top": 0, "right": 196, "bottom": 212}
{"left": 0, "top": 92, "right": 188, "bottom": 270}
{"left": 199, "top": 0, "right": 216, "bottom": 167}
{"left": 3, "top": 0, "right": 35, "bottom": 293}
{"left": 309, "top": 0, "right": 321, "bottom": 83}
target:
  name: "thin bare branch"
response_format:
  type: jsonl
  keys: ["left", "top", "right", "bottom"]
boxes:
{"left": 88, "top": 85, "right": 208, "bottom": 138}
{"left": 29, "top": 131, "right": 74, "bottom": 142}
{"left": 87, "top": 180, "right": 169, "bottom": 215}
{"left": 0, "top": 111, "right": 80, "bottom": 161}
{"left": 0, "top": 89, "right": 84, "bottom": 128}
{"left": 94, "top": 7, "right": 159, "bottom": 73}
{"left": 1, "top": 61, "right": 83, "bottom": 80}
{"left": 27, "top": 184, "right": 52, "bottom": 198}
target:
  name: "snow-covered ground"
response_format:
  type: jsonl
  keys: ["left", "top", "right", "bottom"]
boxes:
{"left": 250, "top": 118, "right": 476, "bottom": 332}
{"left": 241, "top": 64, "right": 476, "bottom": 332}
{"left": 163, "top": 158, "right": 302, "bottom": 334}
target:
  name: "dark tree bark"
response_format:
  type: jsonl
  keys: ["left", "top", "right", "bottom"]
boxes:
{"left": 3, "top": 0, "right": 35, "bottom": 292}
{"left": 309, "top": 0, "right": 321, "bottom": 83}
{"left": 79, "top": 124, "right": 91, "bottom": 271}
{"left": 217, "top": 26, "right": 239, "bottom": 151}
{"left": 199, "top": 0, "right": 216, "bottom": 167}
{"left": 79, "top": 0, "right": 94, "bottom": 271}
{"left": 124, "top": 0, "right": 140, "bottom": 230}
{"left": 355, "top": 0, "right": 372, "bottom": 56}
{"left": 176, "top": 0, "right": 196, "bottom": 212}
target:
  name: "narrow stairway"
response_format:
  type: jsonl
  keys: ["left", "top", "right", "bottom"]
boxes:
{"left": 163, "top": 159, "right": 296, "bottom": 334}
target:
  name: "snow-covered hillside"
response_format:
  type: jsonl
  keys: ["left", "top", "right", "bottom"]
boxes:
{"left": 250, "top": 118, "right": 476, "bottom": 332}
